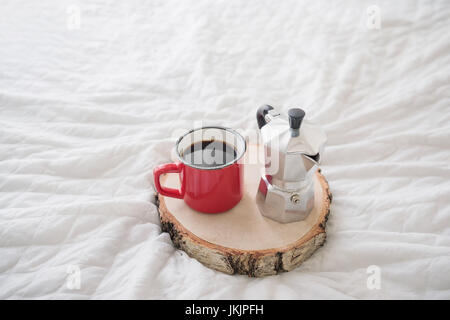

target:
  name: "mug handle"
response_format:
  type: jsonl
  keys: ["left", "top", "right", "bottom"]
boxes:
{"left": 153, "top": 163, "right": 185, "bottom": 199}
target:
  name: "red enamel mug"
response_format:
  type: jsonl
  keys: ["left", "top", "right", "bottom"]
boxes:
{"left": 153, "top": 127, "right": 246, "bottom": 213}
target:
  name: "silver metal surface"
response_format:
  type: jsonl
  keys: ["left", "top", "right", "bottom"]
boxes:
{"left": 256, "top": 106, "right": 326, "bottom": 223}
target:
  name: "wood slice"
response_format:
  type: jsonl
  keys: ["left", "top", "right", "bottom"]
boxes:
{"left": 156, "top": 145, "right": 332, "bottom": 277}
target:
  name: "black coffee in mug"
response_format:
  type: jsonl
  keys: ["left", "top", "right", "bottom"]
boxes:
{"left": 182, "top": 140, "right": 237, "bottom": 168}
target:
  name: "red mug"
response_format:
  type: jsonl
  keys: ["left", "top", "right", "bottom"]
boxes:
{"left": 153, "top": 127, "right": 246, "bottom": 213}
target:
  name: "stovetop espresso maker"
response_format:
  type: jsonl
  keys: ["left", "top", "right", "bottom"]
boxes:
{"left": 256, "top": 105, "right": 327, "bottom": 223}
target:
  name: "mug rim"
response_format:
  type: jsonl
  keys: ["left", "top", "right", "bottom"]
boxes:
{"left": 175, "top": 126, "right": 247, "bottom": 170}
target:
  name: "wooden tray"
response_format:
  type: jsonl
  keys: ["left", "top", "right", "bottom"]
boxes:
{"left": 156, "top": 145, "right": 332, "bottom": 277}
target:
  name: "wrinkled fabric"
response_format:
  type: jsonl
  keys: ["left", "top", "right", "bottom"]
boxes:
{"left": 0, "top": 0, "right": 449, "bottom": 299}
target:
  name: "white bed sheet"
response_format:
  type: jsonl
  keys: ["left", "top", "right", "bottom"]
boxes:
{"left": 0, "top": 0, "right": 449, "bottom": 299}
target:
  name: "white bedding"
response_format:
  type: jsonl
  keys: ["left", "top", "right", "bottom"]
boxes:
{"left": 1, "top": 0, "right": 449, "bottom": 299}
